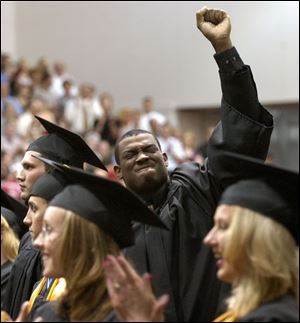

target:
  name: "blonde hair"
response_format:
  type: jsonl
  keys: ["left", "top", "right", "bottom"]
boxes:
{"left": 1, "top": 215, "right": 20, "bottom": 262}
{"left": 224, "top": 206, "right": 299, "bottom": 317}
{"left": 57, "top": 210, "right": 120, "bottom": 322}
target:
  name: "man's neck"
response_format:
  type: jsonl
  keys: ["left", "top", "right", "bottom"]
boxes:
{"left": 143, "top": 181, "right": 169, "bottom": 209}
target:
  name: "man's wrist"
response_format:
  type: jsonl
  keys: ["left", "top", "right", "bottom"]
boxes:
{"left": 214, "top": 47, "right": 244, "bottom": 72}
{"left": 212, "top": 39, "right": 233, "bottom": 54}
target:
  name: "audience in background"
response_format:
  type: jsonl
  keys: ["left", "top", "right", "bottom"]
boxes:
{"left": 64, "top": 83, "right": 103, "bottom": 135}
{"left": 1, "top": 51, "right": 226, "bottom": 202}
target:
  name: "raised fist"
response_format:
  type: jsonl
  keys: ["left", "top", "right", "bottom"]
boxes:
{"left": 196, "top": 6, "right": 232, "bottom": 53}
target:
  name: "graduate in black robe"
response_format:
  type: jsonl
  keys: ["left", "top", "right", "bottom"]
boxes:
{"left": 2, "top": 232, "right": 43, "bottom": 320}
{"left": 26, "top": 165, "right": 167, "bottom": 322}
{"left": 238, "top": 295, "right": 299, "bottom": 322}
{"left": 1, "top": 189, "right": 28, "bottom": 240}
{"left": 206, "top": 150, "right": 299, "bottom": 322}
{"left": 2, "top": 118, "right": 106, "bottom": 320}
{"left": 23, "top": 172, "right": 66, "bottom": 320}
{"left": 112, "top": 7, "right": 274, "bottom": 322}
{"left": 1, "top": 191, "right": 28, "bottom": 311}
{"left": 1, "top": 261, "right": 14, "bottom": 310}
{"left": 103, "top": 151, "right": 298, "bottom": 323}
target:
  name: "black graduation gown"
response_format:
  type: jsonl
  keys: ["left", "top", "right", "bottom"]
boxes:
{"left": 124, "top": 47, "right": 274, "bottom": 322}
{"left": 238, "top": 294, "right": 299, "bottom": 322}
{"left": 31, "top": 301, "right": 65, "bottom": 322}
{"left": 27, "top": 278, "right": 56, "bottom": 321}
{"left": 32, "top": 301, "right": 117, "bottom": 322}
{"left": 2, "top": 231, "right": 43, "bottom": 320}
{"left": 1, "top": 261, "right": 14, "bottom": 310}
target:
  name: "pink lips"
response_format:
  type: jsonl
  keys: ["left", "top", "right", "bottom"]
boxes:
{"left": 216, "top": 258, "right": 223, "bottom": 268}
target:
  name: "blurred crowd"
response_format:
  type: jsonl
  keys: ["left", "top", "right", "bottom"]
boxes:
{"left": 1, "top": 52, "right": 210, "bottom": 200}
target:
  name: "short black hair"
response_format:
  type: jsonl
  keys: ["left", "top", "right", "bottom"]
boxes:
{"left": 114, "top": 129, "right": 161, "bottom": 165}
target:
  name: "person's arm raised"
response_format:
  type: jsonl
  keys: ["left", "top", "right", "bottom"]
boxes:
{"left": 196, "top": 6, "right": 232, "bottom": 54}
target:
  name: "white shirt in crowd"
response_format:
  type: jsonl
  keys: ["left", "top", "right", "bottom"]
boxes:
{"left": 139, "top": 111, "right": 166, "bottom": 132}
{"left": 50, "top": 74, "right": 78, "bottom": 98}
{"left": 64, "top": 98, "right": 103, "bottom": 134}
{"left": 158, "top": 136, "right": 186, "bottom": 171}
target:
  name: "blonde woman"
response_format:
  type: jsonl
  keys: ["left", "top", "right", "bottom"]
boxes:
{"left": 204, "top": 151, "right": 299, "bottom": 322}
{"left": 205, "top": 206, "right": 298, "bottom": 322}
{"left": 33, "top": 206, "right": 121, "bottom": 322}
{"left": 23, "top": 161, "right": 166, "bottom": 322}
{"left": 104, "top": 152, "right": 299, "bottom": 322}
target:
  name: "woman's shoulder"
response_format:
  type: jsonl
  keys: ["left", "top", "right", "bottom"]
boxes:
{"left": 238, "top": 294, "right": 299, "bottom": 322}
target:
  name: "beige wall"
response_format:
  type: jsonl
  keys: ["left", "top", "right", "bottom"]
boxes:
{"left": 1, "top": 1, "right": 17, "bottom": 57}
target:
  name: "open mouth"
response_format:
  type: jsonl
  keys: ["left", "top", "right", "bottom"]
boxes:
{"left": 216, "top": 258, "right": 223, "bottom": 268}
{"left": 213, "top": 252, "right": 223, "bottom": 268}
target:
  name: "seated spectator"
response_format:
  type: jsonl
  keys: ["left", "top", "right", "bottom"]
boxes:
{"left": 33, "top": 72, "right": 58, "bottom": 111}
{"left": 10, "top": 58, "right": 32, "bottom": 96}
{"left": 51, "top": 62, "right": 66, "bottom": 97}
{"left": 95, "top": 92, "right": 119, "bottom": 146}
{"left": 139, "top": 96, "right": 166, "bottom": 133}
{"left": 1, "top": 53, "right": 14, "bottom": 83}
{"left": 64, "top": 83, "right": 103, "bottom": 135}
{"left": 16, "top": 98, "right": 48, "bottom": 138}
{"left": 1, "top": 120, "right": 23, "bottom": 163}
{"left": 1, "top": 161, "right": 22, "bottom": 201}
{"left": 56, "top": 79, "right": 75, "bottom": 119}
{"left": 118, "top": 108, "right": 141, "bottom": 138}
{"left": 158, "top": 123, "right": 186, "bottom": 171}
{"left": 14, "top": 85, "right": 33, "bottom": 113}
{"left": 1, "top": 81, "right": 24, "bottom": 116}
{"left": 182, "top": 131, "right": 197, "bottom": 162}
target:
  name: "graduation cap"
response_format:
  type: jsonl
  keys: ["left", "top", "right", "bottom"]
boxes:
{"left": 29, "top": 171, "right": 67, "bottom": 202}
{"left": 214, "top": 150, "right": 299, "bottom": 245}
{"left": 26, "top": 115, "right": 107, "bottom": 171}
{"left": 34, "top": 155, "right": 168, "bottom": 248}
{"left": 1, "top": 189, "right": 28, "bottom": 239}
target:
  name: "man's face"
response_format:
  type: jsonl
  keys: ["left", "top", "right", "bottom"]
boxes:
{"left": 114, "top": 134, "right": 168, "bottom": 199}
{"left": 143, "top": 100, "right": 153, "bottom": 113}
{"left": 101, "top": 97, "right": 113, "bottom": 114}
{"left": 16, "top": 151, "right": 46, "bottom": 202}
